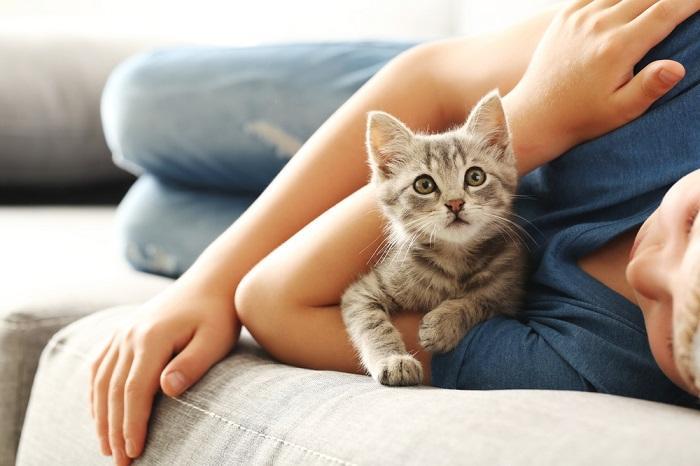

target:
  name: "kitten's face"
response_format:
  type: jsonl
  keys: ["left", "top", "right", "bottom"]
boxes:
{"left": 366, "top": 91, "right": 518, "bottom": 245}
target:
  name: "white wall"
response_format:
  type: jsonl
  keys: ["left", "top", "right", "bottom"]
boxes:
{"left": 454, "top": 0, "right": 561, "bottom": 35}
{"left": 0, "top": 0, "right": 562, "bottom": 44}
{"left": 0, "top": 0, "right": 454, "bottom": 43}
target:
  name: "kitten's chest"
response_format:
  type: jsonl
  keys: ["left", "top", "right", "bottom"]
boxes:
{"left": 380, "top": 252, "right": 467, "bottom": 312}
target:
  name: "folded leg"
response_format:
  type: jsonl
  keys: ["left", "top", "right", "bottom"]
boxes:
{"left": 101, "top": 42, "right": 414, "bottom": 193}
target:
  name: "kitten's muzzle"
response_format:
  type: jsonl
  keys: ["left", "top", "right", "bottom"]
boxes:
{"left": 447, "top": 214, "right": 469, "bottom": 227}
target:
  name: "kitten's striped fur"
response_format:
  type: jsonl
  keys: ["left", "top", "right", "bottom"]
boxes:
{"left": 340, "top": 91, "right": 526, "bottom": 386}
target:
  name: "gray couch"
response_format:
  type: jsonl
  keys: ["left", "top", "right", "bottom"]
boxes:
{"left": 3, "top": 32, "right": 700, "bottom": 466}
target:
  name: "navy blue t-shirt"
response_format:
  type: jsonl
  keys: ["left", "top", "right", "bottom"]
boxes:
{"left": 431, "top": 13, "right": 700, "bottom": 408}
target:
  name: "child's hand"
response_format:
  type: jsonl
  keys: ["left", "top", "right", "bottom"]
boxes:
{"left": 504, "top": 0, "right": 699, "bottom": 173}
{"left": 89, "top": 285, "right": 240, "bottom": 465}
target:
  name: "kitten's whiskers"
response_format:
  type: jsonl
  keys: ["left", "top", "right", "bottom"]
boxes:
{"left": 477, "top": 210, "right": 535, "bottom": 252}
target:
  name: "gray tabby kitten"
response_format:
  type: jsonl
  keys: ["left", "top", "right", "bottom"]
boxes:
{"left": 340, "top": 90, "right": 526, "bottom": 386}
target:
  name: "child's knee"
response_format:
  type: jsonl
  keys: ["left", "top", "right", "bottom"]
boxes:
{"left": 114, "top": 176, "right": 188, "bottom": 278}
{"left": 101, "top": 49, "right": 178, "bottom": 175}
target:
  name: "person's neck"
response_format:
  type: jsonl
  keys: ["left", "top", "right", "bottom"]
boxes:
{"left": 577, "top": 228, "right": 639, "bottom": 306}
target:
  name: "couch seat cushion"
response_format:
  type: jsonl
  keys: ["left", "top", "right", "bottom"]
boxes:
{"left": 17, "top": 304, "right": 700, "bottom": 466}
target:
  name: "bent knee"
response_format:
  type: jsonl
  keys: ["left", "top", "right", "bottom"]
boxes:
{"left": 101, "top": 49, "right": 179, "bottom": 175}
{"left": 115, "top": 176, "right": 192, "bottom": 278}
{"left": 235, "top": 260, "right": 299, "bottom": 328}
{"left": 116, "top": 208, "right": 185, "bottom": 279}
{"left": 234, "top": 266, "right": 270, "bottom": 327}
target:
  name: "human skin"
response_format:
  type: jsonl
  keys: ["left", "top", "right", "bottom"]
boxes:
{"left": 90, "top": 1, "right": 700, "bottom": 464}
{"left": 577, "top": 173, "right": 700, "bottom": 397}
{"left": 623, "top": 169, "right": 700, "bottom": 396}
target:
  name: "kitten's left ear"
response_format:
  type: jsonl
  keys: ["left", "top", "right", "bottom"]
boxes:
{"left": 464, "top": 90, "right": 513, "bottom": 158}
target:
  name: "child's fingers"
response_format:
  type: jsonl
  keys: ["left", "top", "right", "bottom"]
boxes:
{"left": 123, "top": 339, "right": 172, "bottom": 459}
{"left": 89, "top": 335, "right": 116, "bottom": 420}
{"left": 566, "top": 0, "right": 598, "bottom": 12}
{"left": 612, "top": 59, "right": 685, "bottom": 125}
{"left": 160, "top": 326, "right": 235, "bottom": 397}
{"left": 607, "top": 0, "right": 660, "bottom": 22}
{"left": 622, "top": 0, "right": 700, "bottom": 59}
{"left": 93, "top": 340, "right": 120, "bottom": 456}
{"left": 108, "top": 347, "right": 134, "bottom": 466}
{"left": 590, "top": 0, "right": 624, "bottom": 11}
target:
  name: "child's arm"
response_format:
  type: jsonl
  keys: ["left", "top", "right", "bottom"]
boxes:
{"left": 503, "top": 0, "right": 693, "bottom": 173}
{"left": 238, "top": 0, "right": 695, "bottom": 382}
{"left": 90, "top": 1, "right": 696, "bottom": 464}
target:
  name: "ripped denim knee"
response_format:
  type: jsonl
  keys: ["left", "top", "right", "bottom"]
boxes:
{"left": 124, "top": 241, "right": 183, "bottom": 278}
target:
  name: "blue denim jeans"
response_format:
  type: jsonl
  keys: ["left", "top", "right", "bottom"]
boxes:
{"left": 103, "top": 42, "right": 414, "bottom": 277}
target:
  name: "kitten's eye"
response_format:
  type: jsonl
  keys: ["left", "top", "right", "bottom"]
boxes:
{"left": 413, "top": 175, "right": 436, "bottom": 195}
{"left": 465, "top": 167, "right": 486, "bottom": 187}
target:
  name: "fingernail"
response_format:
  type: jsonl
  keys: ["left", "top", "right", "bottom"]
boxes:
{"left": 659, "top": 69, "right": 681, "bottom": 86}
{"left": 125, "top": 439, "right": 136, "bottom": 458}
{"left": 114, "top": 448, "right": 125, "bottom": 463}
{"left": 165, "top": 371, "right": 186, "bottom": 393}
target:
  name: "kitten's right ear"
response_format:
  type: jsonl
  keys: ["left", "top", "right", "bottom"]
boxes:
{"left": 464, "top": 90, "right": 512, "bottom": 158}
{"left": 366, "top": 111, "right": 413, "bottom": 180}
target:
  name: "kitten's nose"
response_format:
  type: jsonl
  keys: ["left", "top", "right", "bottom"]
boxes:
{"left": 445, "top": 199, "right": 465, "bottom": 213}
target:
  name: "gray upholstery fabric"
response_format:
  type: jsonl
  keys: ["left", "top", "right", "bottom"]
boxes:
{"left": 0, "top": 207, "right": 170, "bottom": 466}
{"left": 18, "top": 304, "right": 700, "bottom": 466}
{"left": 0, "top": 32, "right": 165, "bottom": 187}
{"left": 7, "top": 207, "right": 700, "bottom": 465}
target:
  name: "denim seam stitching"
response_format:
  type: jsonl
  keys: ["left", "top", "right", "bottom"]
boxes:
{"left": 45, "top": 340, "right": 359, "bottom": 466}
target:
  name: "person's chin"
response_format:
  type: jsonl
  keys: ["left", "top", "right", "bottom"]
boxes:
{"left": 671, "top": 284, "right": 700, "bottom": 397}
{"left": 672, "top": 325, "right": 700, "bottom": 397}
{"left": 667, "top": 364, "right": 697, "bottom": 395}
{"left": 671, "top": 362, "right": 700, "bottom": 397}
{"left": 690, "top": 335, "right": 700, "bottom": 395}
{"left": 650, "top": 342, "right": 696, "bottom": 395}
{"left": 641, "top": 306, "right": 698, "bottom": 395}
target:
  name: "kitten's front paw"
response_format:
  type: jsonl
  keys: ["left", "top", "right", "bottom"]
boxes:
{"left": 419, "top": 308, "right": 465, "bottom": 354}
{"left": 372, "top": 354, "right": 423, "bottom": 386}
